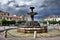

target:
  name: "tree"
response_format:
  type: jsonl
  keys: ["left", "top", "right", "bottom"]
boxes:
{"left": 1, "top": 19, "right": 17, "bottom": 26}
{"left": 1, "top": 19, "right": 9, "bottom": 26}
{"left": 42, "top": 21, "right": 47, "bottom": 24}
{"left": 17, "top": 20, "right": 26, "bottom": 24}
{"left": 58, "top": 20, "right": 60, "bottom": 24}
{"left": 10, "top": 20, "right": 16, "bottom": 24}
{"left": 48, "top": 21, "right": 57, "bottom": 24}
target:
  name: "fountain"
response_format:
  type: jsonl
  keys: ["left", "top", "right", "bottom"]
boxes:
{"left": 17, "top": 7, "right": 47, "bottom": 33}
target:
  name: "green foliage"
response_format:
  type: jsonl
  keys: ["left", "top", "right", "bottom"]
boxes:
{"left": 7, "top": 20, "right": 26, "bottom": 26}
{"left": 42, "top": 21, "right": 47, "bottom": 24}
{"left": 1, "top": 19, "right": 26, "bottom": 26}
{"left": 1, "top": 19, "right": 10, "bottom": 26}
{"left": 48, "top": 21, "right": 58, "bottom": 24}
{"left": 17, "top": 20, "right": 26, "bottom": 24}
{"left": 39, "top": 20, "right": 58, "bottom": 24}
{"left": 1, "top": 19, "right": 16, "bottom": 26}
{"left": 58, "top": 20, "right": 60, "bottom": 24}
{"left": 0, "top": 19, "right": 2, "bottom": 24}
{"left": 10, "top": 20, "right": 16, "bottom": 24}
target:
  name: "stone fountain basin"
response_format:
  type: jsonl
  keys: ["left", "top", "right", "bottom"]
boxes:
{"left": 17, "top": 26, "right": 47, "bottom": 33}
{"left": 18, "top": 28, "right": 44, "bottom": 30}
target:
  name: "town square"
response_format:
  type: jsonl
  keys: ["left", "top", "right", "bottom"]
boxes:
{"left": 0, "top": 0, "right": 60, "bottom": 40}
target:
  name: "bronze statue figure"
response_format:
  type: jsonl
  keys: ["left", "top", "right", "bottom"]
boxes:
{"left": 27, "top": 7, "right": 37, "bottom": 21}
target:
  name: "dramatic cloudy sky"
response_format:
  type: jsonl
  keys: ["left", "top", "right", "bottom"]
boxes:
{"left": 0, "top": 0, "right": 60, "bottom": 19}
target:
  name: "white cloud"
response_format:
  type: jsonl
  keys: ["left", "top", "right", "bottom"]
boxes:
{"left": 0, "top": 0, "right": 44, "bottom": 7}
{"left": 8, "top": 2, "right": 15, "bottom": 7}
{"left": 0, "top": 0, "right": 8, "bottom": 5}
{"left": 0, "top": 0, "right": 60, "bottom": 17}
{"left": 15, "top": 0, "right": 32, "bottom": 6}
{"left": 0, "top": 0, "right": 45, "bottom": 15}
{"left": 18, "top": 2, "right": 31, "bottom": 6}
{"left": 15, "top": 0, "right": 44, "bottom": 6}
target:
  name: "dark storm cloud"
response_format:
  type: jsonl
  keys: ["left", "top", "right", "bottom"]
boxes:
{"left": 0, "top": 0, "right": 60, "bottom": 19}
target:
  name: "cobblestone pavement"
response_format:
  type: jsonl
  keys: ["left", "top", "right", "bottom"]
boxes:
{"left": 0, "top": 37, "right": 60, "bottom": 40}
{"left": 0, "top": 26, "right": 60, "bottom": 40}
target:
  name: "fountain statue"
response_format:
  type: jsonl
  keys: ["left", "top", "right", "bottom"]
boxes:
{"left": 26, "top": 7, "right": 40, "bottom": 27}
{"left": 28, "top": 7, "right": 37, "bottom": 21}
{"left": 17, "top": 7, "right": 47, "bottom": 33}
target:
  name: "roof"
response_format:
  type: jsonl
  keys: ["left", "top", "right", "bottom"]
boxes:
{"left": 0, "top": 15, "right": 25, "bottom": 19}
{"left": 45, "top": 15, "right": 60, "bottom": 19}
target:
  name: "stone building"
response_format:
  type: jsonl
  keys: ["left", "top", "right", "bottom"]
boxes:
{"left": 44, "top": 15, "right": 60, "bottom": 21}
{"left": 0, "top": 11, "right": 27, "bottom": 21}
{"left": 0, "top": 11, "right": 9, "bottom": 16}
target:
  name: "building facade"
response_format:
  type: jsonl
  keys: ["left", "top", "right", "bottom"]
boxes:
{"left": 0, "top": 11, "right": 9, "bottom": 16}
{"left": 44, "top": 15, "right": 60, "bottom": 21}
{"left": 0, "top": 11, "right": 27, "bottom": 21}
